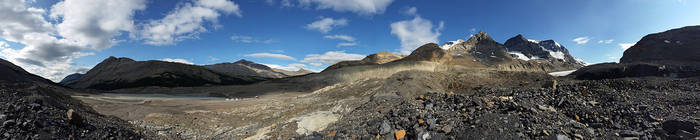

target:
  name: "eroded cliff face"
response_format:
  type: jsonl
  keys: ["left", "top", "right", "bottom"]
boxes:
{"left": 621, "top": 25, "right": 700, "bottom": 65}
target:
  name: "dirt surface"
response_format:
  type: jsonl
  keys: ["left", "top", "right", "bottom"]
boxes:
{"left": 312, "top": 77, "right": 700, "bottom": 139}
{"left": 73, "top": 64, "right": 699, "bottom": 139}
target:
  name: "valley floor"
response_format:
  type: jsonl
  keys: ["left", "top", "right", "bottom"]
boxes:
{"left": 74, "top": 75, "right": 700, "bottom": 139}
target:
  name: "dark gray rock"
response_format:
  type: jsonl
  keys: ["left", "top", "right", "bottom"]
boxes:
{"left": 619, "top": 130, "right": 642, "bottom": 137}
{"left": 662, "top": 120, "right": 697, "bottom": 134}
{"left": 380, "top": 121, "right": 392, "bottom": 135}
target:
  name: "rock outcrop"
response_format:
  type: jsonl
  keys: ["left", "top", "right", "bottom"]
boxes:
{"left": 0, "top": 58, "right": 150, "bottom": 139}
{"left": 63, "top": 56, "right": 266, "bottom": 90}
{"left": 0, "top": 59, "right": 53, "bottom": 84}
{"left": 205, "top": 59, "right": 293, "bottom": 78}
{"left": 573, "top": 25, "right": 700, "bottom": 79}
{"left": 324, "top": 51, "right": 405, "bottom": 72}
{"left": 328, "top": 32, "right": 584, "bottom": 73}
{"left": 59, "top": 73, "right": 83, "bottom": 85}
{"left": 620, "top": 25, "right": 700, "bottom": 65}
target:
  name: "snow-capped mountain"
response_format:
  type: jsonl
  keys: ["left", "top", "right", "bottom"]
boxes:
{"left": 504, "top": 34, "right": 586, "bottom": 65}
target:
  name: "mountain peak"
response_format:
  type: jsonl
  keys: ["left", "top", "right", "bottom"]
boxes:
{"left": 102, "top": 56, "right": 134, "bottom": 64}
{"left": 234, "top": 59, "right": 253, "bottom": 64}
{"left": 468, "top": 31, "right": 495, "bottom": 43}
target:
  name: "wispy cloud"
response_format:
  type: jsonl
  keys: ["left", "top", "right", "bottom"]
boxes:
{"left": 208, "top": 56, "right": 220, "bottom": 61}
{"left": 618, "top": 43, "right": 635, "bottom": 50}
{"left": 305, "top": 17, "right": 348, "bottom": 33}
{"left": 160, "top": 58, "right": 194, "bottom": 65}
{"left": 323, "top": 34, "right": 356, "bottom": 42}
{"left": 572, "top": 37, "right": 590, "bottom": 45}
{"left": 231, "top": 35, "right": 276, "bottom": 43}
{"left": 301, "top": 51, "right": 364, "bottom": 65}
{"left": 598, "top": 39, "right": 614, "bottom": 44}
{"left": 336, "top": 42, "right": 358, "bottom": 47}
{"left": 401, "top": 6, "right": 417, "bottom": 16}
{"left": 262, "top": 63, "right": 308, "bottom": 71}
{"left": 270, "top": 0, "right": 395, "bottom": 16}
{"left": 244, "top": 53, "right": 296, "bottom": 60}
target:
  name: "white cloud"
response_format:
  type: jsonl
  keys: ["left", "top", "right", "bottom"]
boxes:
{"left": 301, "top": 51, "right": 364, "bottom": 65}
{"left": 323, "top": 34, "right": 355, "bottom": 42}
{"left": 0, "top": 0, "right": 124, "bottom": 81}
{"left": 244, "top": 53, "right": 296, "bottom": 61}
{"left": 619, "top": 43, "right": 635, "bottom": 50}
{"left": 390, "top": 16, "right": 444, "bottom": 54}
{"left": 305, "top": 17, "right": 348, "bottom": 33}
{"left": 231, "top": 35, "right": 276, "bottom": 43}
{"left": 263, "top": 63, "right": 308, "bottom": 71}
{"left": 401, "top": 6, "right": 417, "bottom": 16}
{"left": 598, "top": 39, "right": 614, "bottom": 44}
{"left": 336, "top": 42, "right": 358, "bottom": 47}
{"left": 572, "top": 37, "right": 590, "bottom": 45}
{"left": 140, "top": 0, "right": 242, "bottom": 45}
{"left": 160, "top": 58, "right": 194, "bottom": 65}
{"left": 208, "top": 56, "right": 220, "bottom": 61}
{"left": 50, "top": 0, "right": 147, "bottom": 49}
{"left": 284, "top": 0, "right": 394, "bottom": 15}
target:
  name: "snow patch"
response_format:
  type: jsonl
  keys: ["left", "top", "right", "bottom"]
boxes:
{"left": 540, "top": 46, "right": 566, "bottom": 61}
{"left": 440, "top": 40, "right": 464, "bottom": 50}
{"left": 528, "top": 39, "right": 539, "bottom": 43}
{"left": 507, "top": 51, "right": 533, "bottom": 61}
{"left": 664, "top": 40, "right": 671, "bottom": 43}
{"left": 548, "top": 70, "right": 576, "bottom": 77}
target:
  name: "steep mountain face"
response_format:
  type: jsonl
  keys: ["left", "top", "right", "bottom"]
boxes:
{"left": 59, "top": 73, "right": 84, "bottom": 85}
{"left": 0, "top": 58, "right": 53, "bottom": 84}
{"left": 323, "top": 51, "right": 405, "bottom": 71}
{"left": 64, "top": 57, "right": 265, "bottom": 90}
{"left": 620, "top": 25, "right": 700, "bottom": 65}
{"left": 504, "top": 34, "right": 583, "bottom": 65}
{"left": 573, "top": 25, "right": 700, "bottom": 79}
{"left": 400, "top": 43, "right": 452, "bottom": 63}
{"left": 459, "top": 32, "right": 512, "bottom": 65}
{"left": 205, "top": 59, "right": 289, "bottom": 78}
{"left": 326, "top": 32, "right": 584, "bottom": 73}
{"left": 273, "top": 68, "right": 313, "bottom": 77}
{"left": 0, "top": 59, "right": 149, "bottom": 139}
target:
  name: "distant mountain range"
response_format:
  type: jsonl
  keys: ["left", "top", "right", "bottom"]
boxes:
{"left": 204, "top": 59, "right": 312, "bottom": 78}
{"left": 326, "top": 32, "right": 585, "bottom": 72}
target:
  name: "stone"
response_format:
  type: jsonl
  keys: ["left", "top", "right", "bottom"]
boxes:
{"left": 676, "top": 130, "right": 698, "bottom": 138}
{"left": 67, "top": 109, "right": 83, "bottom": 125}
{"left": 588, "top": 123, "right": 604, "bottom": 128}
{"left": 543, "top": 80, "right": 557, "bottom": 89}
{"left": 619, "top": 130, "right": 642, "bottom": 137}
{"left": 573, "top": 134, "right": 583, "bottom": 139}
{"left": 2, "top": 120, "right": 16, "bottom": 128}
{"left": 395, "top": 130, "right": 406, "bottom": 140}
{"left": 662, "top": 120, "right": 696, "bottom": 133}
{"left": 416, "top": 131, "right": 430, "bottom": 140}
{"left": 537, "top": 105, "right": 557, "bottom": 112}
{"left": 426, "top": 119, "right": 437, "bottom": 130}
{"left": 380, "top": 121, "right": 392, "bottom": 135}
{"left": 441, "top": 125, "right": 453, "bottom": 133}
{"left": 555, "top": 134, "right": 571, "bottom": 140}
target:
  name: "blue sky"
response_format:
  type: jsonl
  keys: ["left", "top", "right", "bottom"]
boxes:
{"left": 1, "top": 0, "right": 699, "bottom": 81}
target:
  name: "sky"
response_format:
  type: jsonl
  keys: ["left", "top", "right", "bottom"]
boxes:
{"left": 1, "top": 0, "right": 699, "bottom": 81}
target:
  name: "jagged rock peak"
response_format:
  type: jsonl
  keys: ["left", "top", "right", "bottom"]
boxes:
{"left": 102, "top": 56, "right": 135, "bottom": 64}
{"left": 468, "top": 31, "right": 494, "bottom": 42}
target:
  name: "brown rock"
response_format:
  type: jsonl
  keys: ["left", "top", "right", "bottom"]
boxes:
{"left": 395, "top": 130, "right": 406, "bottom": 140}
